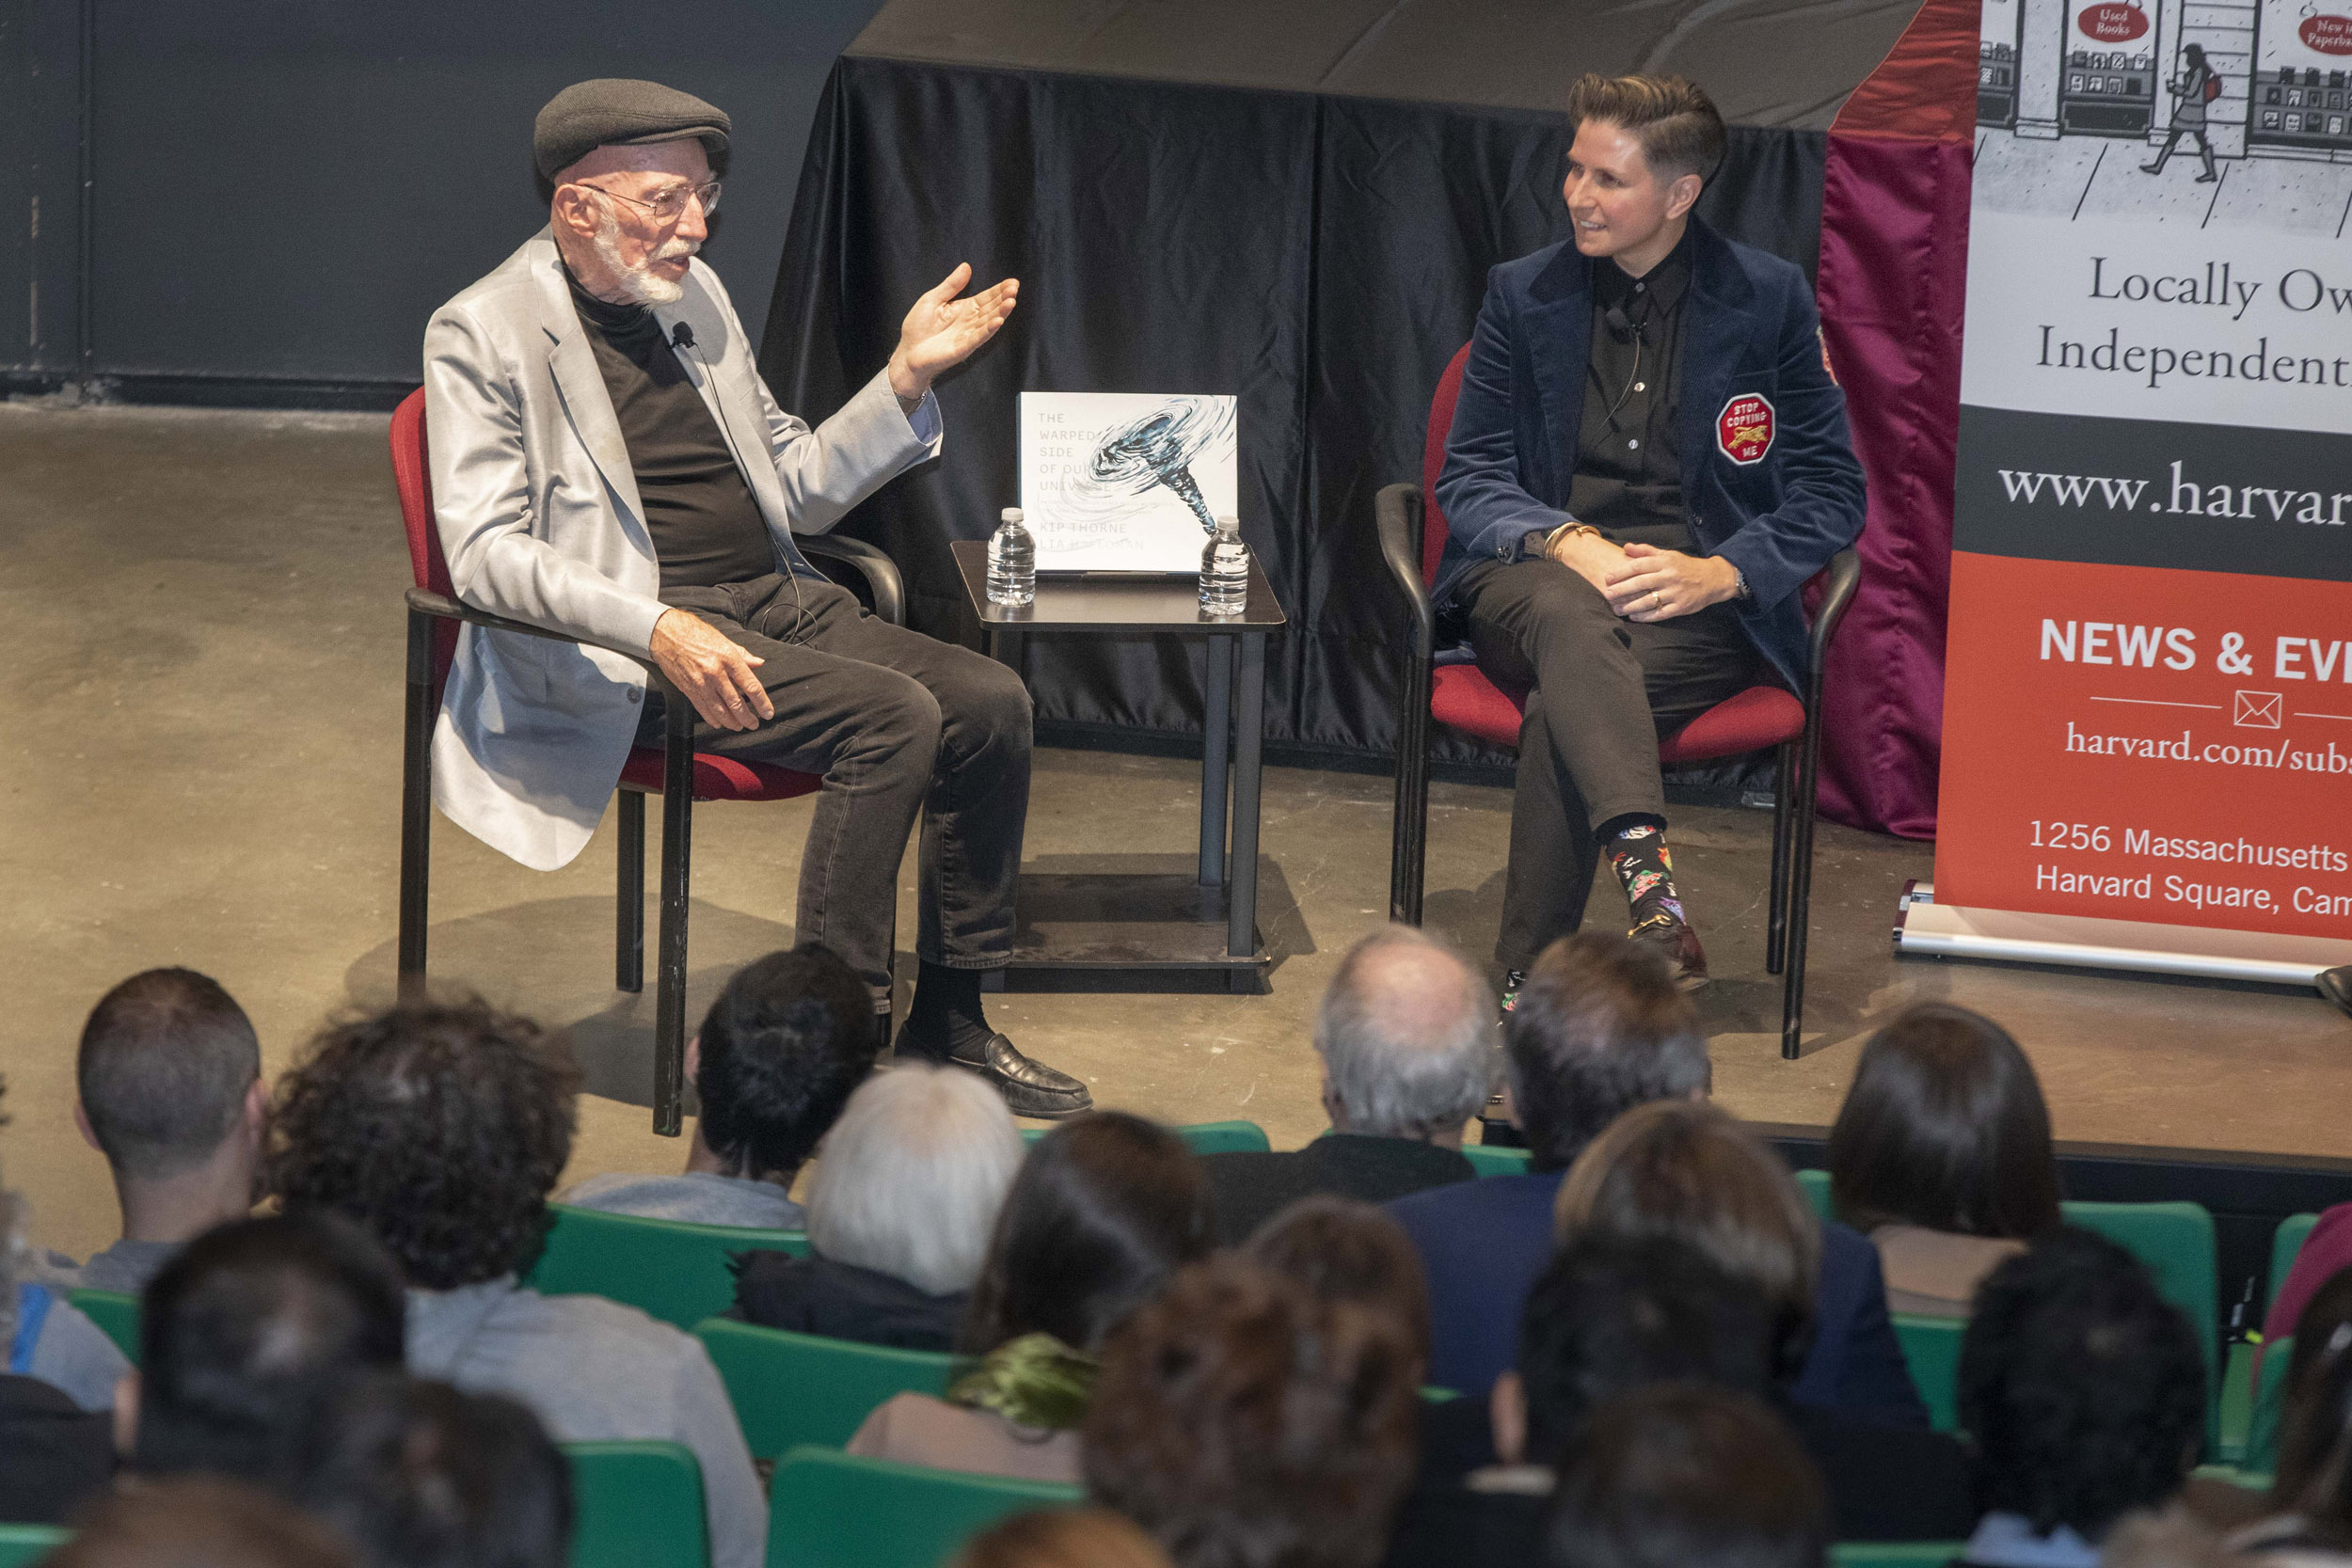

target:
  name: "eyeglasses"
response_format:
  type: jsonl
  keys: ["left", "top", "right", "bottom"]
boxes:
{"left": 574, "top": 179, "right": 723, "bottom": 224}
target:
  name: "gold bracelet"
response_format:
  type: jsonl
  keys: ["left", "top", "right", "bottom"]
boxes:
{"left": 1543, "top": 521, "right": 1597, "bottom": 556}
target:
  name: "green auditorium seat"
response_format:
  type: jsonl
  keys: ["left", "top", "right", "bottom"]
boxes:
{"left": 1831, "top": 1544, "right": 1966, "bottom": 1568}
{"left": 766, "top": 1447, "right": 1080, "bottom": 1568}
{"left": 1021, "top": 1120, "right": 1271, "bottom": 1156}
{"left": 1794, "top": 1167, "right": 1832, "bottom": 1222}
{"left": 2270, "top": 1212, "right": 2320, "bottom": 1307}
{"left": 525, "top": 1205, "right": 805, "bottom": 1331}
{"left": 68, "top": 1289, "right": 139, "bottom": 1363}
{"left": 1461, "top": 1144, "right": 1531, "bottom": 1178}
{"left": 566, "top": 1440, "right": 707, "bottom": 1568}
{"left": 694, "top": 1319, "right": 954, "bottom": 1460}
{"left": 0, "top": 1526, "right": 67, "bottom": 1568}
{"left": 1891, "top": 1313, "right": 1964, "bottom": 1434}
{"left": 2061, "top": 1200, "right": 2218, "bottom": 1449}
{"left": 2243, "top": 1332, "right": 2296, "bottom": 1478}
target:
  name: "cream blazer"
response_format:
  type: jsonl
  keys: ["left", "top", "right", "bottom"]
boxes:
{"left": 421, "top": 230, "right": 937, "bottom": 869}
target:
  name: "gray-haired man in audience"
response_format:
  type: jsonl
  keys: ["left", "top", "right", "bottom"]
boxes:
{"left": 1200, "top": 925, "right": 1490, "bottom": 1244}
{"left": 63, "top": 969, "right": 265, "bottom": 1296}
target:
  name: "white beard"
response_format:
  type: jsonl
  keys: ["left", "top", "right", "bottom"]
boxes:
{"left": 590, "top": 208, "right": 696, "bottom": 306}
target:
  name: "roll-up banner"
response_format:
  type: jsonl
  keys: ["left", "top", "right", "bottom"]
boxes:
{"left": 1916, "top": 0, "right": 2352, "bottom": 981}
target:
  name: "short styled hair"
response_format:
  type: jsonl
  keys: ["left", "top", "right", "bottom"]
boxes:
{"left": 1506, "top": 933, "right": 1708, "bottom": 1173}
{"left": 696, "top": 944, "right": 878, "bottom": 1180}
{"left": 268, "top": 998, "right": 580, "bottom": 1290}
{"left": 1244, "top": 1196, "right": 1432, "bottom": 1377}
{"left": 1553, "top": 1101, "right": 1820, "bottom": 1381}
{"left": 1084, "top": 1259, "right": 1421, "bottom": 1568}
{"left": 961, "top": 1112, "right": 1215, "bottom": 1356}
{"left": 292, "top": 1373, "right": 573, "bottom": 1568}
{"left": 1313, "top": 926, "right": 1495, "bottom": 1141}
{"left": 1960, "top": 1228, "right": 2205, "bottom": 1540}
{"left": 51, "top": 1479, "right": 356, "bottom": 1568}
{"left": 1564, "top": 74, "right": 1729, "bottom": 186}
{"left": 1547, "top": 1384, "right": 1829, "bottom": 1568}
{"left": 1828, "top": 1004, "right": 2061, "bottom": 1241}
{"left": 1517, "top": 1233, "right": 1778, "bottom": 1466}
{"left": 805, "top": 1063, "right": 1025, "bottom": 1296}
{"left": 137, "top": 1212, "right": 408, "bottom": 1486}
{"left": 79, "top": 969, "right": 261, "bottom": 1181}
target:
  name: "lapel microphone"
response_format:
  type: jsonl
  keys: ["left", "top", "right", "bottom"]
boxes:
{"left": 669, "top": 321, "right": 696, "bottom": 351}
{"left": 1603, "top": 303, "right": 1641, "bottom": 344}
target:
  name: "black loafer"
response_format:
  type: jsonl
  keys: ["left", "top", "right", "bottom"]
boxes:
{"left": 1629, "top": 913, "right": 1709, "bottom": 990}
{"left": 944, "top": 1031, "right": 1094, "bottom": 1118}
{"left": 2319, "top": 966, "right": 2352, "bottom": 1020}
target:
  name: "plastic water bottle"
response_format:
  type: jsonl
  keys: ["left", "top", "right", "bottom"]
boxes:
{"left": 1200, "top": 515, "right": 1250, "bottom": 616}
{"left": 986, "top": 507, "right": 1035, "bottom": 607}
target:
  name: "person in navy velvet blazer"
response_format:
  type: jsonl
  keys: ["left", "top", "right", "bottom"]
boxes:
{"left": 1386, "top": 932, "right": 1924, "bottom": 1427}
{"left": 1433, "top": 74, "right": 1865, "bottom": 991}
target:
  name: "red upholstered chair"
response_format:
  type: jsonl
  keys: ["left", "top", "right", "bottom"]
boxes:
{"left": 389, "top": 388, "right": 905, "bottom": 1132}
{"left": 1376, "top": 344, "right": 1860, "bottom": 1059}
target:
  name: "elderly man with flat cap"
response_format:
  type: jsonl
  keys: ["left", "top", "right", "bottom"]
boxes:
{"left": 424, "top": 79, "right": 1089, "bottom": 1117}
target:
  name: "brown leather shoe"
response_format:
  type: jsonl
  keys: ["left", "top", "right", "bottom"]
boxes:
{"left": 1629, "top": 913, "right": 1709, "bottom": 990}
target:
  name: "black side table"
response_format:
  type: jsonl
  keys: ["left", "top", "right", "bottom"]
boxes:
{"left": 950, "top": 540, "right": 1287, "bottom": 991}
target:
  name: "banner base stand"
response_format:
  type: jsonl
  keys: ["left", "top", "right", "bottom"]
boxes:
{"left": 1893, "top": 882, "right": 2352, "bottom": 990}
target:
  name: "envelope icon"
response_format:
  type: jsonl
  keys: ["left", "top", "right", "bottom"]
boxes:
{"left": 2235, "top": 690, "right": 2282, "bottom": 729}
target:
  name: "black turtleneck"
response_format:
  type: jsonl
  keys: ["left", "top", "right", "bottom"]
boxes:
{"left": 1569, "top": 226, "right": 1695, "bottom": 550}
{"left": 565, "top": 267, "right": 778, "bottom": 592}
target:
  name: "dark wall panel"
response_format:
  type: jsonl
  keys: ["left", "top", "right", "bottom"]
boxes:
{"left": 1, "top": 0, "right": 882, "bottom": 393}
{"left": 0, "top": 0, "right": 88, "bottom": 380}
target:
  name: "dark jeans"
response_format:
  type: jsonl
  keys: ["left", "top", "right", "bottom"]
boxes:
{"left": 1456, "top": 558, "right": 1763, "bottom": 972}
{"left": 636, "top": 573, "right": 1031, "bottom": 1001}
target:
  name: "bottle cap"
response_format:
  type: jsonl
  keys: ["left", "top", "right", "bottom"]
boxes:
{"left": 1214, "top": 515, "right": 1238, "bottom": 533}
{"left": 1001, "top": 507, "right": 1025, "bottom": 524}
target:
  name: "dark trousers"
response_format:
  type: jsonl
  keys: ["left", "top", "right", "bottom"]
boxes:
{"left": 1457, "top": 558, "right": 1762, "bottom": 972}
{"left": 636, "top": 573, "right": 1031, "bottom": 1001}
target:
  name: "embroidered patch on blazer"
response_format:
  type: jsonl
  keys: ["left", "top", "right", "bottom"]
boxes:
{"left": 1716, "top": 393, "right": 1776, "bottom": 467}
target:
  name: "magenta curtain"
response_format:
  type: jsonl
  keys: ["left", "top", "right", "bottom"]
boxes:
{"left": 1811, "top": 0, "right": 1978, "bottom": 839}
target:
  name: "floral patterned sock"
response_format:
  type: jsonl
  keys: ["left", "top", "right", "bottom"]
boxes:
{"left": 1606, "top": 822, "right": 1686, "bottom": 930}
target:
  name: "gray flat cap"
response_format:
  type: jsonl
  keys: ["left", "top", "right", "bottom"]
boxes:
{"left": 534, "top": 78, "right": 731, "bottom": 182}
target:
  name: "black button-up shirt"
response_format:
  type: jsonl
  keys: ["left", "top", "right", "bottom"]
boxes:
{"left": 1571, "top": 229, "right": 1694, "bottom": 551}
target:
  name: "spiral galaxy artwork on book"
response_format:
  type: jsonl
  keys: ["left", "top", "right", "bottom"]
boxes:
{"left": 1017, "top": 392, "right": 1239, "bottom": 571}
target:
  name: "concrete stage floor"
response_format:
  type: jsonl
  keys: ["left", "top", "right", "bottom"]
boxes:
{"left": 5, "top": 403, "right": 2348, "bottom": 1263}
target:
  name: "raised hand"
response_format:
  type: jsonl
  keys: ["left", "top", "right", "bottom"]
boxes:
{"left": 886, "top": 263, "right": 1019, "bottom": 402}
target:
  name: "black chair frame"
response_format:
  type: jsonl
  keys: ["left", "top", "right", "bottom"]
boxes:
{"left": 398, "top": 536, "right": 905, "bottom": 1134}
{"left": 1374, "top": 482, "right": 1861, "bottom": 1059}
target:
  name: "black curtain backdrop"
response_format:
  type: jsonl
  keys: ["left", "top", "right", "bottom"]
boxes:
{"left": 762, "top": 54, "right": 1826, "bottom": 766}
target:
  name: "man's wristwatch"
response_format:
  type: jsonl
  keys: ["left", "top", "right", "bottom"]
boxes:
{"left": 1732, "top": 565, "right": 1753, "bottom": 602}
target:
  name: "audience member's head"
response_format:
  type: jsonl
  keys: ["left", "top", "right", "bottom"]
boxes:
{"left": 1503, "top": 1232, "right": 1777, "bottom": 1469}
{"left": 805, "top": 1063, "right": 1025, "bottom": 1297}
{"left": 292, "top": 1372, "right": 572, "bottom": 1568}
{"left": 1505, "top": 933, "right": 1708, "bottom": 1173}
{"left": 77, "top": 968, "right": 264, "bottom": 1229}
{"left": 2267, "top": 1264, "right": 2352, "bottom": 1514}
{"left": 1312, "top": 926, "right": 1495, "bottom": 1144}
{"left": 952, "top": 1508, "right": 1175, "bottom": 1568}
{"left": 1554, "top": 1101, "right": 1820, "bottom": 1380}
{"left": 1961, "top": 1228, "right": 2205, "bottom": 1543}
{"left": 961, "top": 1112, "right": 1214, "bottom": 1357}
{"left": 52, "top": 1479, "right": 355, "bottom": 1568}
{"left": 1546, "top": 1384, "right": 1828, "bottom": 1568}
{"left": 1084, "top": 1258, "right": 1421, "bottom": 1568}
{"left": 268, "top": 998, "right": 580, "bottom": 1290}
{"left": 1244, "top": 1196, "right": 1432, "bottom": 1380}
{"left": 135, "top": 1212, "right": 407, "bottom": 1485}
{"left": 1827, "top": 1004, "right": 2060, "bottom": 1242}
{"left": 692, "top": 943, "right": 878, "bottom": 1184}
